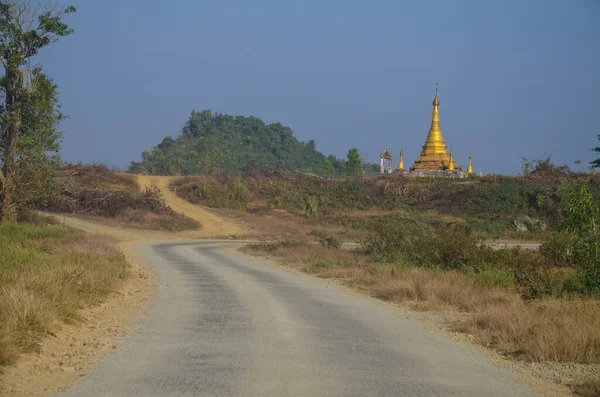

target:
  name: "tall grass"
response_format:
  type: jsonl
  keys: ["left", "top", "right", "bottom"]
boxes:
{"left": 0, "top": 223, "right": 128, "bottom": 367}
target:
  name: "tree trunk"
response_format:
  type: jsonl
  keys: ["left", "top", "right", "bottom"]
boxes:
{"left": 1, "top": 63, "right": 23, "bottom": 223}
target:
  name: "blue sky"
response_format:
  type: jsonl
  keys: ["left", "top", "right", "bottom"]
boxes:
{"left": 39, "top": 0, "right": 599, "bottom": 174}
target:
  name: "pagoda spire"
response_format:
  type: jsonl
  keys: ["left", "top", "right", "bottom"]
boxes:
{"left": 467, "top": 149, "right": 473, "bottom": 174}
{"left": 410, "top": 83, "right": 456, "bottom": 171}
{"left": 397, "top": 146, "right": 405, "bottom": 170}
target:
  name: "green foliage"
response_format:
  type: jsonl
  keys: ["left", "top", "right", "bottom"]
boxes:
{"left": 521, "top": 157, "right": 534, "bottom": 175}
{"left": 362, "top": 217, "right": 483, "bottom": 270}
{"left": 130, "top": 110, "right": 350, "bottom": 175}
{"left": 345, "top": 147, "right": 363, "bottom": 176}
{"left": 512, "top": 266, "right": 584, "bottom": 299}
{"left": 304, "top": 197, "right": 318, "bottom": 218}
{"left": 536, "top": 185, "right": 570, "bottom": 229}
{"left": 226, "top": 176, "right": 248, "bottom": 210}
{"left": 464, "top": 176, "right": 539, "bottom": 217}
{"left": 0, "top": 1, "right": 75, "bottom": 221}
{"left": 561, "top": 185, "right": 599, "bottom": 233}
{"left": 12, "top": 70, "right": 65, "bottom": 209}
{"left": 321, "top": 159, "right": 335, "bottom": 178}
{"left": 310, "top": 229, "right": 342, "bottom": 249}
{"left": 592, "top": 135, "right": 600, "bottom": 168}
{"left": 540, "top": 232, "right": 572, "bottom": 266}
{"left": 362, "top": 214, "right": 588, "bottom": 299}
{"left": 560, "top": 185, "right": 600, "bottom": 292}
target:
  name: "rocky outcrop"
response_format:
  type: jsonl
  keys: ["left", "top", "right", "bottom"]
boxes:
{"left": 513, "top": 216, "right": 547, "bottom": 232}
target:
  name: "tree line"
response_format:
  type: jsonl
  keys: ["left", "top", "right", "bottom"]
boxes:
{"left": 129, "top": 109, "right": 378, "bottom": 177}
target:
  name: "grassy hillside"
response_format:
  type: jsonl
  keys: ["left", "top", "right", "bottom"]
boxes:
{"left": 129, "top": 110, "right": 352, "bottom": 175}
{"left": 169, "top": 164, "right": 600, "bottom": 241}
{"left": 38, "top": 164, "right": 199, "bottom": 232}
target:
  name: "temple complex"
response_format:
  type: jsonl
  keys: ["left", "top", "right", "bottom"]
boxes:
{"left": 410, "top": 83, "right": 458, "bottom": 171}
{"left": 379, "top": 83, "right": 475, "bottom": 177}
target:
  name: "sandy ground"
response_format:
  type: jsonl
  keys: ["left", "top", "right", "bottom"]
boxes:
{"left": 136, "top": 175, "right": 243, "bottom": 238}
{"left": 0, "top": 240, "right": 157, "bottom": 397}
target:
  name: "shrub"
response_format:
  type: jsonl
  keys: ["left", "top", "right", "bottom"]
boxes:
{"left": 560, "top": 185, "right": 600, "bottom": 293}
{"left": 310, "top": 229, "right": 342, "bottom": 249}
{"left": 540, "top": 232, "right": 572, "bottom": 266}
{"left": 304, "top": 197, "right": 318, "bottom": 218}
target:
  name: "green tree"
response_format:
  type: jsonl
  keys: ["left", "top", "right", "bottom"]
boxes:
{"left": 0, "top": 1, "right": 75, "bottom": 222}
{"left": 321, "top": 159, "right": 335, "bottom": 177}
{"left": 345, "top": 147, "right": 363, "bottom": 176}
{"left": 521, "top": 157, "right": 533, "bottom": 175}
{"left": 198, "top": 140, "right": 224, "bottom": 198}
{"left": 592, "top": 135, "right": 600, "bottom": 168}
{"left": 13, "top": 69, "right": 65, "bottom": 210}
{"left": 561, "top": 185, "right": 600, "bottom": 292}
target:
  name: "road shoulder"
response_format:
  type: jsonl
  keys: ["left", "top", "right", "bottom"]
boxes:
{"left": 0, "top": 241, "right": 158, "bottom": 397}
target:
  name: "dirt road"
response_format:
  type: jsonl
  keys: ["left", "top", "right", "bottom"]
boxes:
{"left": 54, "top": 241, "right": 534, "bottom": 397}
{"left": 136, "top": 175, "right": 243, "bottom": 237}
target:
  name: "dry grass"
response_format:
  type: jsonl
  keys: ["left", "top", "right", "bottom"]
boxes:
{"left": 573, "top": 380, "right": 600, "bottom": 397}
{"left": 74, "top": 208, "right": 201, "bottom": 233}
{"left": 245, "top": 241, "right": 600, "bottom": 366}
{"left": 43, "top": 164, "right": 201, "bottom": 232}
{"left": 458, "top": 299, "right": 600, "bottom": 364}
{"left": 0, "top": 223, "right": 128, "bottom": 368}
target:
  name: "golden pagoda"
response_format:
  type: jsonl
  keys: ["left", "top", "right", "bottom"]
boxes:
{"left": 411, "top": 83, "right": 457, "bottom": 171}
{"left": 397, "top": 147, "right": 405, "bottom": 171}
{"left": 467, "top": 149, "right": 473, "bottom": 174}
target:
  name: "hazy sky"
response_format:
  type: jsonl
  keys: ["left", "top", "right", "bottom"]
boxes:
{"left": 38, "top": 0, "right": 599, "bottom": 174}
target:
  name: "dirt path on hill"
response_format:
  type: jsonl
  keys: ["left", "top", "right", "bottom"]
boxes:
{"left": 136, "top": 174, "right": 243, "bottom": 237}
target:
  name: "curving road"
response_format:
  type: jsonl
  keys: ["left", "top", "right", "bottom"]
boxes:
{"left": 55, "top": 241, "right": 533, "bottom": 397}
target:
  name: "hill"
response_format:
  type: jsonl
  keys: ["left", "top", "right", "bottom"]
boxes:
{"left": 130, "top": 110, "right": 351, "bottom": 175}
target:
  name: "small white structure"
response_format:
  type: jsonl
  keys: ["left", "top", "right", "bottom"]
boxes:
{"left": 380, "top": 148, "right": 393, "bottom": 174}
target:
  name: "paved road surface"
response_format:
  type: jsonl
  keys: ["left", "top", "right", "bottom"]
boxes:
{"left": 55, "top": 241, "right": 533, "bottom": 397}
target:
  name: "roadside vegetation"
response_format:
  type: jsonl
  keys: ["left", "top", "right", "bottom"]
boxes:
{"left": 38, "top": 164, "right": 200, "bottom": 232}
{"left": 171, "top": 159, "right": 600, "bottom": 241}
{"left": 241, "top": 169, "right": 600, "bottom": 394}
{"left": 0, "top": 219, "right": 128, "bottom": 368}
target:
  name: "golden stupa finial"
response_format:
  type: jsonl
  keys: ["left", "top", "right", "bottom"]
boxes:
{"left": 467, "top": 149, "right": 473, "bottom": 174}
{"left": 397, "top": 145, "right": 405, "bottom": 170}
{"left": 433, "top": 81, "right": 440, "bottom": 106}
{"left": 448, "top": 151, "right": 455, "bottom": 171}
